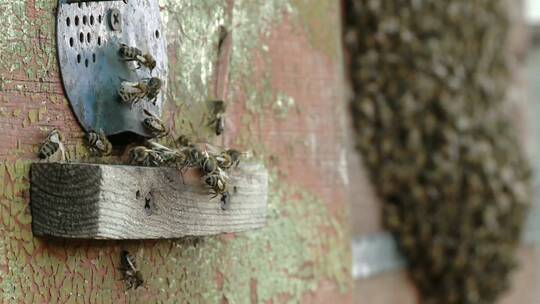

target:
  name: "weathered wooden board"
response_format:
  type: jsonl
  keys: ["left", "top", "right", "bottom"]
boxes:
{"left": 30, "top": 162, "right": 268, "bottom": 239}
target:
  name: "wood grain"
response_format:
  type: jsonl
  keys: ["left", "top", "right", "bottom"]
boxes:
{"left": 30, "top": 162, "right": 268, "bottom": 239}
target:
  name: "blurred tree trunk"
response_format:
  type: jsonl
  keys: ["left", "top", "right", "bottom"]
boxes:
{"left": 345, "top": 0, "right": 535, "bottom": 303}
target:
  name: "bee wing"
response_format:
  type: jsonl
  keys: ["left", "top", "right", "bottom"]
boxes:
{"left": 121, "top": 82, "right": 145, "bottom": 94}
{"left": 135, "top": 55, "right": 147, "bottom": 63}
{"left": 126, "top": 257, "right": 137, "bottom": 271}
{"left": 191, "top": 142, "right": 223, "bottom": 155}
{"left": 217, "top": 168, "right": 228, "bottom": 179}
{"left": 147, "top": 141, "right": 172, "bottom": 152}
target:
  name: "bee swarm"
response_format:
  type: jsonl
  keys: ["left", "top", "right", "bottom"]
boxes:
{"left": 345, "top": 1, "right": 531, "bottom": 303}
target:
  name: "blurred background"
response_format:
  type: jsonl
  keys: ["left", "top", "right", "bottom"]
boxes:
{"left": 347, "top": 0, "right": 540, "bottom": 303}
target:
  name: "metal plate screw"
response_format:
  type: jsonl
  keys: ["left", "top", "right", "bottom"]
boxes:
{"left": 109, "top": 8, "right": 121, "bottom": 31}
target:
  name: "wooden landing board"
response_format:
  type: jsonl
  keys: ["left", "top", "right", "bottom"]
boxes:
{"left": 30, "top": 162, "right": 268, "bottom": 239}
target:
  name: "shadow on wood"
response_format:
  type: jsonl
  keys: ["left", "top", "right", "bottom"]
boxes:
{"left": 30, "top": 162, "right": 268, "bottom": 239}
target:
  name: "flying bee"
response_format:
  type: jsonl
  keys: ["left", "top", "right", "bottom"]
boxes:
{"left": 86, "top": 129, "right": 112, "bottom": 156}
{"left": 118, "top": 77, "right": 162, "bottom": 107}
{"left": 203, "top": 170, "right": 228, "bottom": 198}
{"left": 216, "top": 149, "right": 243, "bottom": 170}
{"left": 38, "top": 128, "right": 66, "bottom": 161}
{"left": 208, "top": 100, "right": 226, "bottom": 136}
{"left": 142, "top": 109, "right": 168, "bottom": 138}
{"left": 118, "top": 250, "right": 144, "bottom": 290}
{"left": 128, "top": 146, "right": 164, "bottom": 167}
{"left": 119, "top": 43, "right": 157, "bottom": 73}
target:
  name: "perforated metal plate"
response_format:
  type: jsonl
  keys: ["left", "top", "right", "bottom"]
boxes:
{"left": 56, "top": 0, "right": 168, "bottom": 137}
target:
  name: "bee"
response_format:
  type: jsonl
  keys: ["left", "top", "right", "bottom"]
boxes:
{"left": 144, "top": 78, "right": 162, "bottom": 104}
{"left": 38, "top": 128, "right": 66, "bottom": 161}
{"left": 118, "top": 77, "right": 162, "bottom": 107}
{"left": 216, "top": 149, "right": 242, "bottom": 170}
{"left": 220, "top": 191, "right": 231, "bottom": 210}
{"left": 200, "top": 151, "right": 219, "bottom": 175}
{"left": 180, "top": 146, "right": 204, "bottom": 168}
{"left": 203, "top": 170, "right": 228, "bottom": 198}
{"left": 128, "top": 146, "right": 164, "bottom": 167}
{"left": 142, "top": 109, "right": 168, "bottom": 138}
{"left": 86, "top": 129, "right": 112, "bottom": 156}
{"left": 119, "top": 43, "right": 157, "bottom": 73}
{"left": 146, "top": 141, "right": 187, "bottom": 166}
{"left": 208, "top": 100, "right": 226, "bottom": 135}
{"left": 118, "top": 250, "right": 144, "bottom": 290}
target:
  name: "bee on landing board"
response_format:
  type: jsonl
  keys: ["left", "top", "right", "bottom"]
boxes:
{"left": 86, "top": 129, "right": 112, "bottom": 156}
{"left": 128, "top": 146, "right": 164, "bottom": 167}
{"left": 203, "top": 169, "right": 228, "bottom": 199}
{"left": 118, "top": 77, "right": 162, "bottom": 107}
{"left": 119, "top": 43, "right": 157, "bottom": 73}
{"left": 216, "top": 149, "right": 243, "bottom": 170}
{"left": 118, "top": 250, "right": 144, "bottom": 290}
{"left": 146, "top": 141, "right": 187, "bottom": 167}
{"left": 220, "top": 191, "right": 231, "bottom": 210}
{"left": 199, "top": 151, "right": 220, "bottom": 176}
{"left": 38, "top": 128, "right": 66, "bottom": 161}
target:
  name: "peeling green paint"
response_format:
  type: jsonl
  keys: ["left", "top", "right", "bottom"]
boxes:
{"left": 0, "top": 1, "right": 57, "bottom": 80}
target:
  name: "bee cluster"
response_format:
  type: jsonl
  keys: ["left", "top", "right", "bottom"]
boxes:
{"left": 38, "top": 37, "right": 242, "bottom": 208}
{"left": 128, "top": 139, "right": 242, "bottom": 208}
{"left": 345, "top": 1, "right": 531, "bottom": 303}
{"left": 117, "top": 43, "right": 164, "bottom": 132}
